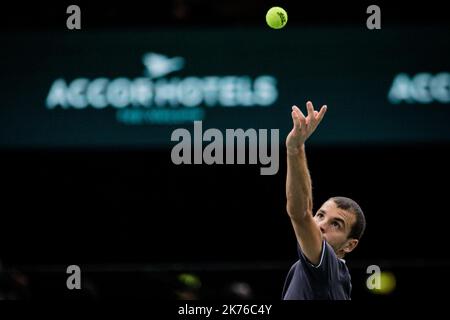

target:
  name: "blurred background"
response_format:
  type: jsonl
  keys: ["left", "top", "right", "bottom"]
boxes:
{"left": 0, "top": 0, "right": 449, "bottom": 300}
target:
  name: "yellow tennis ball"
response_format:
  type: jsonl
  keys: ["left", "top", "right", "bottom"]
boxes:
{"left": 178, "top": 273, "right": 201, "bottom": 289}
{"left": 266, "top": 7, "right": 288, "bottom": 29}
{"left": 370, "top": 272, "right": 396, "bottom": 295}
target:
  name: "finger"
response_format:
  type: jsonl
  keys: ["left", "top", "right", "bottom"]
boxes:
{"left": 292, "top": 105, "right": 306, "bottom": 119}
{"left": 298, "top": 111, "right": 307, "bottom": 133}
{"left": 314, "top": 110, "right": 319, "bottom": 118}
{"left": 291, "top": 110, "right": 301, "bottom": 130}
{"left": 293, "top": 105, "right": 307, "bottom": 131}
{"left": 316, "top": 105, "right": 328, "bottom": 124}
{"left": 306, "top": 101, "right": 315, "bottom": 120}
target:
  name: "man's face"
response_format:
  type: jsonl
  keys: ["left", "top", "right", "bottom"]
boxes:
{"left": 313, "top": 200, "right": 358, "bottom": 258}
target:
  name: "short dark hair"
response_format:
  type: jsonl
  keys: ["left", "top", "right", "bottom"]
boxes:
{"left": 329, "top": 196, "right": 366, "bottom": 240}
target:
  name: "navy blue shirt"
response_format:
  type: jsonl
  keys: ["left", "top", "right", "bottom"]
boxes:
{"left": 282, "top": 240, "right": 352, "bottom": 300}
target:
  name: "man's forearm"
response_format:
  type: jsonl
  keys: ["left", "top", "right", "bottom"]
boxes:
{"left": 286, "top": 144, "right": 313, "bottom": 221}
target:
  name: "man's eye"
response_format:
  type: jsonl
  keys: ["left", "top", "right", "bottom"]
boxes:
{"left": 332, "top": 222, "right": 340, "bottom": 228}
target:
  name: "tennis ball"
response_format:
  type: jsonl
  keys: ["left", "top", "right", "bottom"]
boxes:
{"left": 266, "top": 7, "right": 288, "bottom": 29}
{"left": 370, "top": 271, "right": 396, "bottom": 295}
{"left": 178, "top": 273, "right": 201, "bottom": 289}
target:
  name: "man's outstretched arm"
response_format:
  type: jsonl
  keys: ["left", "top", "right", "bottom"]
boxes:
{"left": 286, "top": 101, "right": 327, "bottom": 265}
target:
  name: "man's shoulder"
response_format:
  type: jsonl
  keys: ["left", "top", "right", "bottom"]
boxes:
{"left": 297, "top": 240, "right": 335, "bottom": 267}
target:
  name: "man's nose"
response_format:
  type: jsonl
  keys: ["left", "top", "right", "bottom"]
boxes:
{"left": 319, "top": 223, "right": 326, "bottom": 234}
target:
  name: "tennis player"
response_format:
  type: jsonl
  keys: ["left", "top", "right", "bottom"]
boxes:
{"left": 282, "top": 101, "right": 366, "bottom": 300}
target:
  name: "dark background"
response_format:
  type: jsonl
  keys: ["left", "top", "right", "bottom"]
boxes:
{"left": 1, "top": 0, "right": 449, "bottom": 300}
{"left": 2, "top": 1, "right": 450, "bottom": 29}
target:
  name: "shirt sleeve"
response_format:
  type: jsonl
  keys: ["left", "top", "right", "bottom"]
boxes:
{"left": 296, "top": 239, "right": 340, "bottom": 282}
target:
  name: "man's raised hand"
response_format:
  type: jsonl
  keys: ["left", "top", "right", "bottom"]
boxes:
{"left": 286, "top": 101, "right": 327, "bottom": 154}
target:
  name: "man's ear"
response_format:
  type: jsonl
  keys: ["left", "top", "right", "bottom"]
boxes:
{"left": 343, "top": 239, "right": 359, "bottom": 254}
